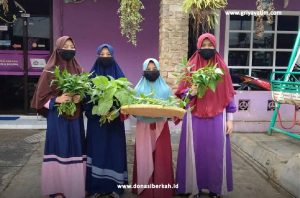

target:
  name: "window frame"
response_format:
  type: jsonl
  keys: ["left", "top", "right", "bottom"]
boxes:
{"left": 224, "top": 11, "right": 300, "bottom": 85}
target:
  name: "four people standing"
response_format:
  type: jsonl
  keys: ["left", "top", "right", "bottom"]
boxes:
{"left": 31, "top": 34, "right": 236, "bottom": 198}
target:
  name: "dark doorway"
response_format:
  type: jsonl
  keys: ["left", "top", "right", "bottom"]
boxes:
{"left": 0, "top": 0, "right": 52, "bottom": 114}
{"left": 188, "top": 15, "right": 214, "bottom": 59}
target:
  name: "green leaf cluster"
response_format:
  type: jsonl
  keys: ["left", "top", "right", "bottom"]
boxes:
{"left": 118, "top": 0, "right": 144, "bottom": 46}
{"left": 191, "top": 61, "right": 224, "bottom": 98}
{"left": 51, "top": 66, "right": 92, "bottom": 116}
{"left": 130, "top": 92, "right": 180, "bottom": 107}
{"left": 182, "top": 0, "right": 227, "bottom": 32}
{"left": 172, "top": 57, "right": 193, "bottom": 85}
{"left": 89, "top": 76, "right": 135, "bottom": 125}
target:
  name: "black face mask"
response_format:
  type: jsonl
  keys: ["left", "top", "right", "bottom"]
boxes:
{"left": 96, "top": 57, "right": 114, "bottom": 67}
{"left": 58, "top": 49, "right": 76, "bottom": 61}
{"left": 143, "top": 70, "right": 160, "bottom": 82}
{"left": 198, "top": 48, "right": 216, "bottom": 60}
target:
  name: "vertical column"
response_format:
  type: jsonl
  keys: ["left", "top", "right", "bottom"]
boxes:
{"left": 159, "top": 0, "right": 189, "bottom": 90}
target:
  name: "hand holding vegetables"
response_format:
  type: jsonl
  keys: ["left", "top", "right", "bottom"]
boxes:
{"left": 51, "top": 66, "right": 91, "bottom": 116}
{"left": 55, "top": 93, "right": 72, "bottom": 104}
{"left": 72, "top": 95, "right": 81, "bottom": 104}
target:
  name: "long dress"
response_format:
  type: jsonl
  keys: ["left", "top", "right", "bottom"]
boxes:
{"left": 132, "top": 58, "right": 175, "bottom": 198}
{"left": 85, "top": 110, "right": 128, "bottom": 195}
{"left": 30, "top": 36, "right": 86, "bottom": 198}
{"left": 132, "top": 120, "right": 174, "bottom": 198}
{"left": 176, "top": 100, "right": 236, "bottom": 195}
{"left": 85, "top": 44, "right": 128, "bottom": 195}
{"left": 42, "top": 98, "right": 86, "bottom": 198}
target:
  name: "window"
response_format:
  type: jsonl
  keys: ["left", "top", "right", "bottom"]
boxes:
{"left": 0, "top": 0, "right": 51, "bottom": 51}
{"left": 0, "top": 0, "right": 51, "bottom": 113}
{"left": 225, "top": 12, "right": 300, "bottom": 89}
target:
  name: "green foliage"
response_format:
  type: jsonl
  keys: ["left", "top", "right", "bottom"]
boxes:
{"left": 131, "top": 92, "right": 181, "bottom": 107}
{"left": 191, "top": 61, "right": 224, "bottom": 98}
{"left": 56, "top": 101, "right": 77, "bottom": 116}
{"left": 182, "top": 0, "right": 227, "bottom": 32}
{"left": 118, "top": 0, "right": 144, "bottom": 46}
{"left": 89, "top": 76, "right": 135, "bottom": 125}
{"left": 173, "top": 59, "right": 224, "bottom": 98}
{"left": 51, "top": 66, "right": 92, "bottom": 116}
{"left": 89, "top": 76, "right": 186, "bottom": 124}
{"left": 173, "top": 57, "right": 193, "bottom": 84}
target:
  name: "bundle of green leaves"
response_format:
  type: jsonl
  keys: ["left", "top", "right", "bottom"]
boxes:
{"left": 51, "top": 66, "right": 92, "bottom": 116}
{"left": 89, "top": 76, "right": 135, "bottom": 125}
{"left": 173, "top": 58, "right": 224, "bottom": 98}
{"left": 191, "top": 61, "right": 224, "bottom": 97}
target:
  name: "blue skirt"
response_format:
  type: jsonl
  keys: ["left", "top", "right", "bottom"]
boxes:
{"left": 42, "top": 99, "right": 86, "bottom": 198}
{"left": 85, "top": 115, "right": 128, "bottom": 195}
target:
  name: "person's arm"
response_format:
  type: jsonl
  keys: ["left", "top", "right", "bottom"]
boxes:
{"left": 226, "top": 98, "right": 237, "bottom": 135}
{"left": 43, "top": 94, "right": 72, "bottom": 109}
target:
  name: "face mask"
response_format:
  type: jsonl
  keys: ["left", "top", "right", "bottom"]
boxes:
{"left": 143, "top": 70, "right": 160, "bottom": 82}
{"left": 198, "top": 48, "right": 216, "bottom": 60}
{"left": 58, "top": 49, "right": 76, "bottom": 61}
{"left": 96, "top": 57, "right": 114, "bottom": 67}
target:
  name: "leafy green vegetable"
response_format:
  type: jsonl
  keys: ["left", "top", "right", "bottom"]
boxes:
{"left": 191, "top": 61, "right": 224, "bottom": 98}
{"left": 174, "top": 58, "right": 224, "bottom": 98}
{"left": 51, "top": 66, "right": 92, "bottom": 116}
{"left": 88, "top": 76, "right": 185, "bottom": 124}
{"left": 89, "top": 76, "right": 135, "bottom": 125}
{"left": 130, "top": 92, "right": 181, "bottom": 107}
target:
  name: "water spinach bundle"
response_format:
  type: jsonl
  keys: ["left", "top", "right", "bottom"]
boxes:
{"left": 174, "top": 58, "right": 224, "bottom": 98}
{"left": 51, "top": 66, "right": 91, "bottom": 116}
{"left": 89, "top": 76, "right": 135, "bottom": 125}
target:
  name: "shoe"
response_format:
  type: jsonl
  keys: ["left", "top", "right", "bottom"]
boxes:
{"left": 209, "top": 192, "right": 221, "bottom": 198}
{"left": 49, "top": 193, "right": 65, "bottom": 198}
{"left": 109, "top": 192, "right": 120, "bottom": 198}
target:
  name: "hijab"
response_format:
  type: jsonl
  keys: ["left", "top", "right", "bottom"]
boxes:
{"left": 90, "top": 44, "right": 124, "bottom": 78}
{"left": 175, "top": 33, "right": 235, "bottom": 118}
{"left": 135, "top": 58, "right": 173, "bottom": 123}
{"left": 31, "top": 36, "right": 83, "bottom": 118}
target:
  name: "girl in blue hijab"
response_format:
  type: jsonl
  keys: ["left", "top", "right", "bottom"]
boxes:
{"left": 132, "top": 58, "right": 175, "bottom": 198}
{"left": 134, "top": 58, "right": 173, "bottom": 123}
{"left": 85, "top": 44, "right": 127, "bottom": 198}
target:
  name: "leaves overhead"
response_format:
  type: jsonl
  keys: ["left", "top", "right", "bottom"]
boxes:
{"left": 118, "top": 0, "right": 144, "bottom": 46}
{"left": 182, "top": 0, "right": 227, "bottom": 33}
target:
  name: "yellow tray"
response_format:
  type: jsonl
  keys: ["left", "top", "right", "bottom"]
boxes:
{"left": 121, "top": 104, "right": 186, "bottom": 119}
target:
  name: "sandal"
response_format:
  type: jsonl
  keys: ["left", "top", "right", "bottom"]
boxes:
{"left": 209, "top": 192, "right": 221, "bottom": 198}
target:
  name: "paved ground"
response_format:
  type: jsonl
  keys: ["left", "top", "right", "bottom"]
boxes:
{"left": 0, "top": 129, "right": 43, "bottom": 193}
{"left": 0, "top": 129, "right": 295, "bottom": 198}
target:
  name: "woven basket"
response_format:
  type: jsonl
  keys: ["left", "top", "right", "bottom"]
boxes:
{"left": 271, "top": 71, "right": 300, "bottom": 106}
{"left": 121, "top": 104, "right": 186, "bottom": 119}
{"left": 272, "top": 91, "right": 300, "bottom": 106}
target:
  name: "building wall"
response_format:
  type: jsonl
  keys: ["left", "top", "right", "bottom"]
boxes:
{"left": 52, "top": 0, "right": 160, "bottom": 85}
